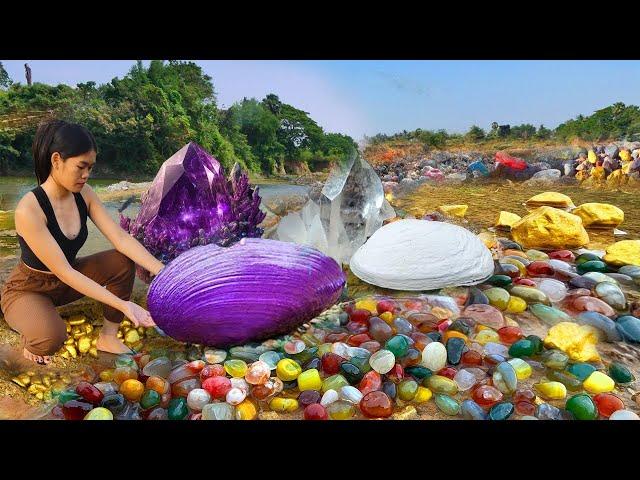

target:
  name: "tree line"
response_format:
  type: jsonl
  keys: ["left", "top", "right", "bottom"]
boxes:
{"left": 0, "top": 61, "right": 357, "bottom": 177}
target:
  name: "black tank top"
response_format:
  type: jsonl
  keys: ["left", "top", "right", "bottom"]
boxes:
{"left": 17, "top": 185, "right": 89, "bottom": 271}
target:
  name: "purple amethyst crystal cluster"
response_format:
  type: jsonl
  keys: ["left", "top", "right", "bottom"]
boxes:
{"left": 120, "top": 142, "right": 266, "bottom": 279}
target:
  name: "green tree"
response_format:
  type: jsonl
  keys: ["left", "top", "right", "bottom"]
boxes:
{"left": 0, "top": 62, "right": 11, "bottom": 89}
{"left": 465, "top": 125, "right": 485, "bottom": 141}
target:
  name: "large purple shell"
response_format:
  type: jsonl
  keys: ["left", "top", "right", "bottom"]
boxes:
{"left": 147, "top": 238, "right": 346, "bottom": 347}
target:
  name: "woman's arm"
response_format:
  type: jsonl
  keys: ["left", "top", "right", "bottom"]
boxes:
{"left": 14, "top": 205, "right": 130, "bottom": 313}
{"left": 82, "top": 185, "right": 164, "bottom": 276}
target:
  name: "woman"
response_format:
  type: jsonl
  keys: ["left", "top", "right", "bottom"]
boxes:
{"left": 1, "top": 120, "right": 165, "bottom": 365}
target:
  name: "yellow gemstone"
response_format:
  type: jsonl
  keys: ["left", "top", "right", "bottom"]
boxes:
{"left": 60, "top": 351, "right": 71, "bottom": 359}
{"left": 66, "top": 324, "right": 71, "bottom": 333}
{"left": 125, "top": 330, "right": 140, "bottom": 344}
{"left": 73, "top": 331, "right": 85, "bottom": 340}
{"left": 297, "top": 369, "right": 322, "bottom": 391}
{"left": 91, "top": 338, "right": 97, "bottom": 346}
{"left": 355, "top": 299, "right": 378, "bottom": 314}
{"left": 414, "top": 386, "right": 433, "bottom": 403}
{"left": 27, "top": 384, "right": 47, "bottom": 395}
{"left": 544, "top": 322, "right": 601, "bottom": 362}
{"left": 269, "top": 397, "right": 299, "bottom": 413}
{"left": 84, "top": 323, "right": 94, "bottom": 334}
{"left": 224, "top": 359, "right": 248, "bottom": 378}
{"left": 78, "top": 337, "right": 91, "bottom": 354}
{"left": 121, "top": 319, "right": 132, "bottom": 328}
{"left": 35, "top": 392, "right": 44, "bottom": 400}
{"left": 89, "top": 347, "right": 98, "bottom": 358}
{"left": 276, "top": 358, "right": 302, "bottom": 382}
{"left": 533, "top": 381, "right": 567, "bottom": 400}
{"left": 11, "top": 376, "right": 28, "bottom": 388}
{"left": 379, "top": 311, "right": 394, "bottom": 324}
{"left": 474, "top": 329, "right": 500, "bottom": 345}
{"left": 583, "top": 371, "right": 615, "bottom": 394}
{"left": 442, "top": 330, "right": 468, "bottom": 343}
{"left": 507, "top": 358, "right": 532, "bottom": 380}
{"left": 64, "top": 337, "right": 75, "bottom": 345}
{"left": 119, "top": 379, "right": 145, "bottom": 402}
{"left": 99, "top": 369, "right": 115, "bottom": 382}
{"left": 84, "top": 407, "right": 113, "bottom": 420}
{"left": 235, "top": 400, "right": 258, "bottom": 420}
{"left": 506, "top": 296, "right": 527, "bottom": 313}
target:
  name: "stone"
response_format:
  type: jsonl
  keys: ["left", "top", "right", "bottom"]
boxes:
{"left": 533, "top": 381, "right": 567, "bottom": 400}
{"left": 534, "top": 278, "right": 568, "bottom": 303}
{"left": 434, "top": 394, "right": 460, "bottom": 416}
{"left": 120, "top": 143, "right": 265, "bottom": 271}
{"left": 508, "top": 286, "right": 550, "bottom": 305}
{"left": 572, "top": 203, "right": 624, "bottom": 229}
{"left": 543, "top": 322, "right": 601, "bottom": 362}
{"left": 603, "top": 240, "right": 640, "bottom": 267}
{"left": 529, "top": 304, "right": 574, "bottom": 326}
{"left": 461, "top": 400, "right": 487, "bottom": 420}
{"left": 511, "top": 207, "right": 589, "bottom": 250}
{"left": 437, "top": 204, "right": 468, "bottom": 218}
{"left": 495, "top": 211, "right": 521, "bottom": 230}
{"left": 609, "top": 410, "right": 640, "bottom": 420}
{"left": 576, "top": 312, "right": 622, "bottom": 342}
{"left": 594, "top": 282, "right": 626, "bottom": 311}
{"left": 421, "top": 342, "right": 447, "bottom": 372}
{"left": 572, "top": 296, "right": 616, "bottom": 317}
{"left": 615, "top": 315, "right": 640, "bottom": 343}
{"left": 608, "top": 362, "right": 635, "bottom": 384}
{"left": 462, "top": 304, "right": 505, "bottom": 330}
{"left": 525, "top": 192, "right": 575, "bottom": 209}
{"left": 565, "top": 394, "right": 598, "bottom": 420}
{"left": 350, "top": 219, "right": 494, "bottom": 291}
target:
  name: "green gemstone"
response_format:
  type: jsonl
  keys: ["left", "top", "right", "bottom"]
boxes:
{"left": 140, "top": 389, "right": 161, "bottom": 409}
{"left": 434, "top": 394, "right": 460, "bottom": 416}
{"left": 115, "top": 354, "right": 137, "bottom": 370}
{"left": 529, "top": 304, "right": 574, "bottom": 327}
{"left": 446, "top": 337, "right": 465, "bottom": 365}
{"left": 608, "top": 362, "right": 635, "bottom": 384}
{"left": 565, "top": 394, "right": 598, "bottom": 420}
{"left": 487, "top": 275, "right": 513, "bottom": 288}
{"left": 58, "top": 390, "right": 81, "bottom": 404}
{"left": 546, "top": 370, "right": 583, "bottom": 391}
{"left": 541, "top": 349, "right": 570, "bottom": 370}
{"left": 577, "top": 260, "right": 608, "bottom": 275}
{"left": 167, "top": 398, "right": 189, "bottom": 420}
{"left": 398, "top": 380, "right": 419, "bottom": 401}
{"left": 566, "top": 363, "right": 597, "bottom": 382}
{"left": 385, "top": 335, "right": 409, "bottom": 358}
{"left": 291, "top": 346, "right": 318, "bottom": 365}
{"left": 339, "top": 362, "right": 363, "bottom": 384}
{"left": 509, "top": 339, "right": 536, "bottom": 358}
{"left": 489, "top": 402, "right": 514, "bottom": 420}
{"left": 427, "top": 375, "right": 459, "bottom": 395}
{"left": 448, "top": 319, "right": 472, "bottom": 336}
{"left": 322, "top": 374, "right": 349, "bottom": 393}
{"left": 406, "top": 366, "right": 433, "bottom": 381}
{"left": 525, "top": 335, "right": 544, "bottom": 354}
{"left": 575, "top": 253, "right": 601, "bottom": 265}
{"left": 485, "top": 287, "right": 511, "bottom": 310}
{"left": 349, "top": 355, "right": 372, "bottom": 374}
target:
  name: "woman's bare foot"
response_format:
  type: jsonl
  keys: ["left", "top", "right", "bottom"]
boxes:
{"left": 96, "top": 334, "right": 134, "bottom": 355}
{"left": 23, "top": 348, "right": 52, "bottom": 365}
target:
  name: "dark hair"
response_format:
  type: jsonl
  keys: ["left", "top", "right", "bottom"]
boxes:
{"left": 32, "top": 120, "right": 97, "bottom": 185}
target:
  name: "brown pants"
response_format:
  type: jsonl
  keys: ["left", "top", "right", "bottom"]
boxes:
{"left": 0, "top": 249, "right": 135, "bottom": 356}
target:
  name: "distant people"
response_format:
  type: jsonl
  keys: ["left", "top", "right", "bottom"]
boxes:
{"left": 24, "top": 63, "right": 32, "bottom": 86}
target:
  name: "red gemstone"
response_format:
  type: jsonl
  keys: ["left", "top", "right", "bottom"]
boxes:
{"left": 347, "top": 333, "right": 372, "bottom": 346}
{"left": 513, "top": 388, "right": 536, "bottom": 403}
{"left": 321, "top": 353, "right": 345, "bottom": 375}
{"left": 75, "top": 381, "right": 104, "bottom": 405}
{"left": 410, "top": 332, "right": 433, "bottom": 350}
{"left": 350, "top": 309, "right": 372, "bottom": 324}
{"left": 549, "top": 250, "right": 575, "bottom": 262}
{"left": 526, "top": 261, "right": 555, "bottom": 277}
{"left": 62, "top": 400, "right": 93, "bottom": 420}
{"left": 343, "top": 304, "right": 355, "bottom": 315}
{"left": 171, "top": 377, "right": 201, "bottom": 398}
{"left": 410, "top": 313, "right": 439, "bottom": 333}
{"left": 358, "top": 371, "right": 382, "bottom": 396}
{"left": 437, "top": 320, "right": 452, "bottom": 333}
{"left": 200, "top": 364, "right": 225, "bottom": 381}
{"left": 515, "top": 401, "right": 536, "bottom": 416}
{"left": 400, "top": 349, "right": 422, "bottom": 368}
{"left": 304, "top": 403, "right": 329, "bottom": 420}
{"left": 360, "top": 391, "right": 393, "bottom": 418}
{"left": 593, "top": 393, "right": 625, "bottom": 418}
{"left": 461, "top": 350, "right": 483, "bottom": 366}
{"left": 386, "top": 364, "right": 404, "bottom": 382}
{"left": 202, "top": 376, "right": 232, "bottom": 400}
{"left": 376, "top": 299, "right": 396, "bottom": 315}
{"left": 472, "top": 385, "right": 503, "bottom": 408}
{"left": 186, "top": 360, "right": 205, "bottom": 373}
{"left": 498, "top": 326, "right": 524, "bottom": 344}
{"left": 514, "top": 278, "right": 536, "bottom": 287}
{"left": 438, "top": 367, "right": 458, "bottom": 379}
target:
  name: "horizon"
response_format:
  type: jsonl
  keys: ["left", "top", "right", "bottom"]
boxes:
{"left": 3, "top": 60, "right": 640, "bottom": 141}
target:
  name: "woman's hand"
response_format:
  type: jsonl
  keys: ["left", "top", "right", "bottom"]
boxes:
{"left": 120, "top": 300, "right": 156, "bottom": 327}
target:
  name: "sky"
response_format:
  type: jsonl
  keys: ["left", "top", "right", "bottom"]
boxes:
{"left": 3, "top": 60, "right": 640, "bottom": 142}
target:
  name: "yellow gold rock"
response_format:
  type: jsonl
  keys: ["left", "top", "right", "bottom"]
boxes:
{"left": 125, "top": 330, "right": 140, "bottom": 344}
{"left": 478, "top": 231, "right": 498, "bottom": 249}
{"left": 391, "top": 406, "right": 419, "bottom": 420}
{"left": 89, "top": 347, "right": 98, "bottom": 358}
{"left": 68, "top": 315, "right": 86, "bottom": 326}
{"left": 43, "top": 376, "right": 52, "bottom": 387}
{"left": 131, "top": 342, "right": 144, "bottom": 352}
{"left": 78, "top": 337, "right": 91, "bottom": 354}
{"left": 495, "top": 211, "right": 521, "bottom": 230}
{"left": 438, "top": 204, "right": 468, "bottom": 218}
{"left": 65, "top": 345, "right": 78, "bottom": 358}
{"left": 511, "top": 207, "right": 589, "bottom": 250}
{"left": 35, "top": 392, "right": 44, "bottom": 400}
{"left": 66, "top": 324, "right": 71, "bottom": 333}
{"left": 60, "top": 351, "right": 71, "bottom": 359}
{"left": 12, "top": 377, "right": 28, "bottom": 388}
{"left": 137, "top": 327, "right": 145, "bottom": 335}
{"left": 121, "top": 319, "right": 132, "bottom": 328}
{"left": 91, "top": 338, "right": 97, "bottom": 346}
{"left": 572, "top": 203, "right": 624, "bottom": 229}
{"left": 28, "top": 384, "right": 47, "bottom": 395}
{"left": 544, "top": 322, "right": 601, "bottom": 362}
{"left": 85, "top": 324, "right": 94, "bottom": 334}
{"left": 64, "top": 337, "right": 75, "bottom": 345}
{"left": 603, "top": 240, "right": 640, "bottom": 267}
{"left": 525, "top": 192, "right": 575, "bottom": 209}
